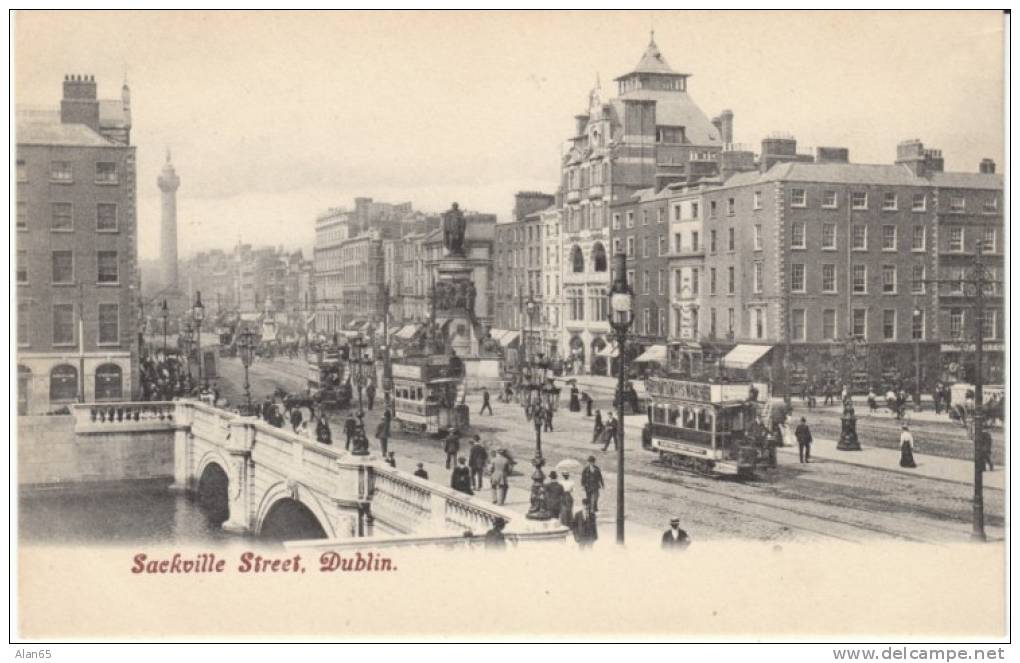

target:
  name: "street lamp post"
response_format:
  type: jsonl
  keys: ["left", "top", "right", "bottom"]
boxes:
{"left": 349, "top": 337, "right": 371, "bottom": 457}
{"left": 161, "top": 299, "right": 170, "bottom": 353}
{"left": 380, "top": 285, "right": 393, "bottom": 457}
{"left": 238, "top": 326, "right": 256, "bottom": 415}
{"left": 837, "top": 332, "right": 864, "bottom": 451}
{"left": 912, "top": 299, "right": 923, "bottom": 409}
{"left": 181, "top": 320, "right": 194, "bottom": 389}
{"left": 524, "top": 352, "right": 559, "bottom": 521}
{"left": 192, "top": 291, "right": 206, "bottom": 389}
{"left": 607, "top": 253, "right": 634, "bottom": 545}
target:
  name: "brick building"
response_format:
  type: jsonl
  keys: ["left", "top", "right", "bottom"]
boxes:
{"left": 312, "top": 207, "right": 352, "bottom": 333}
{"left": 16, "top": 75, "right": 139, "bottom": 414}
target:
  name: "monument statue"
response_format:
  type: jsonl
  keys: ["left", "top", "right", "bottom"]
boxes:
{"left": 442, "top": 202, "right": 467, "bottom": 256}
{"left": 466, "top": 282, "right": 477, "bottom": 318}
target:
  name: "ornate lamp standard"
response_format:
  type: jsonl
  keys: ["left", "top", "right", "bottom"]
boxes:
{"left": 912, "top": 298, "right": 923, "bottom": 409}
{"left": 524, "top": 352, "right": 559, "bottom": 521}
{"left": 192, "top": 291, "right": 206, "bottom": 389}
{"left": 238, "top": 326, "right": 256, "bottom": 415}
{"left": 836, "top": 332, "right": 865, "bottom": 451}
{"left": 607, "top": 253, "right": 634, "bottom": 545}
{"left": 180, "top": 320, "right": 195, "bottom": 389}
{"left": 348, "top": 337, "right": 371, "bottom": 456}
{"left": 161, "top": 299, "right": 170, "bottom": 353}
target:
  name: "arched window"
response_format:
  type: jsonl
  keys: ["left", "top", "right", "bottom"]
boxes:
{"left": 18, "top": 365, "right": 31, "bottom": 415}
{"left": 592, "top": 242, "right": 608, "bottom": 272}
{"left": 95, "top": 363, "right": 123, "bottom": 401}
{"left": 49, "top": 364, "right": 78, "bottom": 402}
{"left": 571, "top": 245, "right": 584, "bottom": 273}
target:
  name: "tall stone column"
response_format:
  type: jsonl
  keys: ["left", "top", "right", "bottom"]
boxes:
{"left": 157, "top": 149, "right": 180, "bottom": 293}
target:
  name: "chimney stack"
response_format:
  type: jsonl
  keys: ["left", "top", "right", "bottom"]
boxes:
{"left": 979, "top": 158, "right": 996, "bottom": 174}
{"left": 718, "top": 109, "right": 734, "bottom": 144}
{"left": 60, "top": 74, "right": 100, "bottom": 131}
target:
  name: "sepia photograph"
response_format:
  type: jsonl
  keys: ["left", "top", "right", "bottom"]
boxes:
{"left": 10, "top": 9, "right": 1008, "bottom": 645}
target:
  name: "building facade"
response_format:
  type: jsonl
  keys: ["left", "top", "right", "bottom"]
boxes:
{"left": 16, "top": 74, "right": 139, "bottom": 414}
{"left": 312, "top": 207, "right": 352, "bottom": 333}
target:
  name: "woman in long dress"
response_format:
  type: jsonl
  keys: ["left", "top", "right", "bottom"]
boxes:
{"left": 559, "top": 472, "right": 575, "bottom": 528}
{"left": 569, "top": 386, "right": 581, "bottom": 412}
{"left": 899, "top": 425, "right": 917, "bottom": 468}
{"left": 591, "top": 410, "right": 604, "bottom": 444}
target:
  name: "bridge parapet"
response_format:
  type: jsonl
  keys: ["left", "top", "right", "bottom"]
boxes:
{"left": 72, "top": 401, "right": 177, "bottom": 434}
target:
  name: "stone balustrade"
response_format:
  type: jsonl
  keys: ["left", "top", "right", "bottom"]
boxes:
{"left": 72, "top": 401, "right": 177, "bottom": 433}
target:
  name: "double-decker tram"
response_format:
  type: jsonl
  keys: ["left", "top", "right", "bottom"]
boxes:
{"left": 642, "top": 375, "right": 769, "bottom": 478}
{"left": 391, "top": 354, "right": 469, "bottom": 435}
{"left": 305, "top": 345, "right": 353, "bottom": 410}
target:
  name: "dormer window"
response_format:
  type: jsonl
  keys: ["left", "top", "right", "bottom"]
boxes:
{"left": 656, "top": 126, "right": 686, "bottom": 144}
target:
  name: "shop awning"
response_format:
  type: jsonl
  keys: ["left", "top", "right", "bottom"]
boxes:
{"left": 633, "top": 344, "right": 667, "bottom": 363}
{"left": 349, "top": 320, "right": 367, "bottom": 331}
{"left": 722, "top": 344, "right": 774, "bottom": 370}
{"left": 596, "top": 343, "right": 619, "bottom": 358}
{"left": 496, "top": 330, "right": 520, "bottom": 347}
{"left": 396, "top": 324, "right": 424, "bottom": 340}
{"left": 669, "top": 340, "right": 702, "bottom": 351}
{"left": 240, "top": 312, "right": 260, "bottom": 321}
{"left": 305, "top": 313, "right": 316, "bottom": 327}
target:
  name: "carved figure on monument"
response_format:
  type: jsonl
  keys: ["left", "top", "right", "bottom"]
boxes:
{"left": 442, "top": 202, "right": 467, "bottom": 256}
{"left": 466, "top": 282, "right": 477, "bottom": 318}
{"left": 455, "top": 281, "right": 469, "bottom": 310}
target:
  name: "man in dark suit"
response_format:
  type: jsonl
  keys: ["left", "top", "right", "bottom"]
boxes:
{"left": 795, "top": 417, "right": 813, "bottom": 463}
{"left": 468, "top": 437, "right": 488, "bottom": 491}
{"left": 484, "top": 517, "right": 507, "bottom": 549}
{"left": 480, "top": 388, "right": 493, "bottom": 415}
{"left": 544, "top": 471, "right": 564, "bottom": 519}
{"left": 444, "top": 430, "right": 460, "bottom": 469}
{"left": 661, "top": 518, "right": 691, "bottom": 549}
{"left": 344, "top": 413, "right": 356, "bottom": 451}
{"left": 413, "top": 462, "right": 429, "bottom": 480}
{"left": 581, "top": 456, "right": 605, "bottom": 512}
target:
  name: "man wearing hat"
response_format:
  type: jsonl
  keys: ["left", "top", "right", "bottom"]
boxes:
{"left": 489, "top": 448, "right": 511, "bottom": 505}
{"left": 484, "top": 517, "right": 507, "bottom": 549}
{"left": 581, "top": 456, "right": 605, "bottom": 512}
{"left": 794, "top": 416, "right": 813, "bottom": 463}
{"left": 413, "top": 462, "right": 429, "bottom": 481}
{"left": 661, "top": 518, "right": 690, "bottom": 549}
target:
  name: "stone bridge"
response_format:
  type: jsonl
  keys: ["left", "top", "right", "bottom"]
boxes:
{"left": 70, "top": 400, "right": 566, "bottom": 545}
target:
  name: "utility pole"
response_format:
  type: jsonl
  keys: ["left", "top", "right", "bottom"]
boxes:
{"left": 78, "top": 282, "right": 86, "bottom": 402}
{"left": 381, "top": 284, "right": 393, "bottom": 457}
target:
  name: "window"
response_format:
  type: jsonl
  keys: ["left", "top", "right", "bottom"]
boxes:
{"left": 49, "top": 364, "right": 78, "bottom": 401}
{"left": 17, "top": 303, "right": 29, "bottom": 346}
{"left": 17, "top": 159, "right": 27, "bottom": 182}
{"left": 882, "top": 268, "right": 896, "bottom": 295}
{"left": 50, "top": 161, "right": 73, "bottom": 183}
{"left": 881, "top": 225, "right": 897, "bottom": 251}
{"left": 983, "top": 197, "right": 998, "bottom": 214}
{"left": 592, "top": 243, "right": 607, "bottom": 271}
{"left": 910, "top": 264, "right": 926, "bottom": 293}
{"left": 95, "top": 162, "right": 118, "bottom": 184}
{"left": 852, "top": 309, "right": 867, "bottom": 339}
{"left": 822, "top": 223, "right": 836, "bottom": 250}
{"left": 790, "top": 264, "right": 805, "bottom": 292}
{"left": 790, "top": 189, "right": 806, "bottom": 207}
{"left": 727, "top": 228, "right": 735, "bottom": 251}
{"left": 912, "top": 193, "right": 926, "bottom": 211}
{"left": 822, "top": 191, "right": 838, "bottom": 208}
{"left": 642, "top": 210, "right": 649, "bottom": 226}
{"left": 851, "top": 192, "right": 868, "bottom": 210}
{"left": 822, "top": 264, "right": 837, "bottom": 293}
{"left": 728, "top": 308, "right": 735, "bottom": 336}
{"left": 626, "top": 211, "right": 634, "bottom": 228}
{"left": 691, "top": 203, "right": 699, "bottom": 219}
{"left": 98, "top": 304, "right": 120, "bottom": 344}
{"left": 612, "top": 214, "right": 620, "bottom": 230}
{"left": 95, "top": 363, "right": 123, "bottom": 400}
{"left": 912, "top": 225, "right": 926, "bottom": 251}
{"left": 981, "top": 310, "right": 996, "bottom": 340}
{"left": 16, "top": 202, "right": 27, "bottom": 230}
{"left": 753, "top": 308, "right": 764, "bottom": 339}
{"left": 753, "top": 262, "right": 763, "bottom": 294}
{"left": 753, "top": 225, "right": 762, "bottom": 250}
{"left": 673, "top": 204, "right": 682, "bottom": 221}
{"left": 53, "top": 304, "right": 75, "bottom": 345}
{"left": 949, "top": 196, "right": 966, "bottom": 212}
{"left": 642, "top": 308, "right": 651, "bottom": 335}
{"left": 17, "top": 250, "right": 28, "bottom": 283}
{"left": 948, "top": 227, "right": 964, "bottom": 252}
{"left": 626, "top": 237, "right": 635, "bottom": 257}
{"left": 852, "top": 264, "right": 867, "bottom": 293}
{"left": 709, "top": 230, "right": 717, "bottom": 253}
{"left": 882, "top": 310, "right": 896, "bottom": 340}
{"left": 949, "top": 308, "right": 964, "bottom": 339}
{"left": 882, "top": 192, "right": 898, "bottom": 211}
{"left": 912, "top": 309, "right": 925, "bottom": 340}
{"left": 674, "top": 233, "right": 683, "bottom": 253}
{"left": 97, "top": 251, "right": 119, "bottom": 284}
{"left": 657, "top": 208, "right": 665, "bottom": 224}
{"left": 642, "top": 237, "right": 650, "bottom": 258}
{"left": 52, "top": 203, "right": 73, "bottom": 231}
{"left": 96, "top": 203, "right": 118, "bottom": 231}
{"left": 52, "top": 251, "right": 74, "bottom": 284}
{"left": 791, "top": 221, "right": 806, "bottom": 249}
{"left": 982, "top": 227, "right": 997, "bottom": 253}
{"left": 691, "top": 268, "right": 699, "bottom": 296}
{"left": 792, "top": 309, "right": 806, "bottom": 341}
{"left": 709, "top": 309, "right": 717, "bottom": 337}
{"left": 822, "top": 310, "right": 837, "bottom": 340}
{"left": 656, "top": 126, "right": 686, "bottom": 144}
{"left": 613, "top": 238, "right": 622, "bottom": 254}
{"left": 727, "top": 198, "right": 735, "bottom": 216}
{"left": 658, "top": 270, "right": 665, "bottom": 295}
{"left": 642, "top": 270, "right": 650, "bottom": 295}
{"left": 753, "top": 191, "right": 762, "bottom": 209}
{"left": 727, "top": 266, "right": 735, "bottom": 294}
{"left": 710, "top": 201, "right": 717, "bottom": 218}
{"left": 851, "top": 225, "right": 867, "bottom": 250}
{"left": 709, "top": 268, "right": 717, "bottom": 295}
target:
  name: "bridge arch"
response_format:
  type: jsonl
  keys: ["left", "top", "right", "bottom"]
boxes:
{"left": 196, "top": 461, "right": 230, "bottom": 526}
{"left": 254, "top": 481, "right": 336, "bottom": 541}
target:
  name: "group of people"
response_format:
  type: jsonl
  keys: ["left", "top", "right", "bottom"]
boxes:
{"left": 442, "top": 433, "right": 516, "bottom": 505}
{"left": 255, "top": 394, "right": 334, "bottom": 445}
{"left": 139, "top": 353, "right": 193, "bottom": 402}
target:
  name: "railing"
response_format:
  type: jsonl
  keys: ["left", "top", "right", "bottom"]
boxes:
{"left": 72, "top": 401, "right": 177, "bottom": 432}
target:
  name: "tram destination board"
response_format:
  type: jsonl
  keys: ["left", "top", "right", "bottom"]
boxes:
{"left": 646, "top": 377, "right": 712, "bottom": 402}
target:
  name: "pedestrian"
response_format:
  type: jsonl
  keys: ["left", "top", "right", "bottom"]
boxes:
{"left": 591, "top": 410, "right": 604, "bottom": 444}
{"left": 977, "top": 428, "right": 994, "bottom": 471}
{"left": 385, "top": 451, "right": 397, "bottom": 469}
{"left": 867, "top": 388, "right": 878, "bottom": 413}
{"left": 468, "top": 436, "right": 488, "bottom": 491}
{"left": 544, "top": 471, "right": 564, "bottom": 519}
{"left": 794, "top": 417, "right": 812, "bottom": 464}
{"left": 899, "top": 425, "right": 917, "bottom": 468}
{"left": 661, "top": 517, "right": 691, "bottom": 550}
{"left": 480, "top": 387, "right": 493, "bottom": 415}
{"left": 316, "top": 414, "right": 332, "bottom": 445}
{"left": 503, "top": 382, "right": 513, "bottom": 403}
{"left": 581, "top": 456, "right": 605, "bottom": 512}
{"left": 451, "top": 457, "right": 473, "bottom": 495}
{"left": 543, "top": 407, "right": 554, "bottom": 433}
{"left": 823, "top": 381, "right": 833, "bottom": 407}
{"left": 366, "top": 382, "right": 376, "bottom": 410}
{"left": 800, "top": 382, "right": 810, "bottom": 405}
{"left": 932, "top": 382, "right": 943, "bottom": 415}
{"left": 374, "top": 413, "right": 389, "bottom": 456}
{"left": 559, "top": 472, "right": 575, "bottom": 528}
{"left": 601, "top": 414, "right": 618, "bottom": 452}
{"left": 443, "top": 430, "right": 460, "bottom": 469}
{"left": 584, "top": 392, "right": 593, "bottom": 417}
{"left": 413, "top": 462, "right": 429, "bottom": 481}
{"left": 628, "top": 381, "right": 640, "bottom": 414}
{"left": 344, "top": 412, "right": 356, "bottom": 451}
{"left": 569, "top": 385, "right": 580, "bottom": 412}
{"left": 484, "top": 517, "right": 507, "bottom": 549}
{"left": 290, "top": 406, "right": 303, "bottom": 432}
{"left": 489, "top": 449, "right": 510, "bottom": 505}
{"left": 572, "top": 498, "right": 598, "bottom": 548}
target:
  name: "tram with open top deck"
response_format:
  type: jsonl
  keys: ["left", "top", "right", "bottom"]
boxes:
{"left": 391, "top": 353, "right": 469, "bottom": 435}
{"left": 642, "top": 375, "right": 770, "bottom": 478}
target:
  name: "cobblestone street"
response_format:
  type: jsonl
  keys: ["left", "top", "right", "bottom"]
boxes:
{"left": 216, "top": 356, "right": 1005, "bottom": 545}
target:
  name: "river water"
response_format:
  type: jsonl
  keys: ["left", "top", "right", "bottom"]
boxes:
{"left": 18, "top": 481, "right": 237, "bottom": 546}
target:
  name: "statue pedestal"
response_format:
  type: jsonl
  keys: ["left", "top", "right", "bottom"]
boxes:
{"left": 434, "top": 256, "right": 481, "bottom": 357}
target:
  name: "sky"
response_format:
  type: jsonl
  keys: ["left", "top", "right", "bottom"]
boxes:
{"left": 13, "top": 10, "right": 1005, "bottom": 260}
